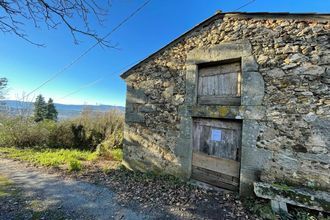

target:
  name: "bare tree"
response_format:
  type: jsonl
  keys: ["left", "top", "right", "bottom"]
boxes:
{"left": 0, "top": 0, "right": 111, "bottom": 46}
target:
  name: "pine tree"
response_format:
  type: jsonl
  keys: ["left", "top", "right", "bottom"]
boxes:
{"left": 0, "top": 77, "right": 8, "bottom": 100}
{"left": 46, "top": 98, "right": 58, "bottom": 121}
{"left": 0, "top": 78, "right": 8, "bottom": 107}
{"left": 33, "top": 94, "right": 47, "bottom": 122}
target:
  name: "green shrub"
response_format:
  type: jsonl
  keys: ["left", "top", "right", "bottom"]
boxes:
{"left": 72, "top": 109, "right": 124, "bottom": 151}
{"left": 0, "top": 109, "right": 124, "bottom": 154}
{"left": 0, "top": 116, "right": 55, "bottom": 148}
{"left": 48, "top": 121, "right": 75, "bottom": 149}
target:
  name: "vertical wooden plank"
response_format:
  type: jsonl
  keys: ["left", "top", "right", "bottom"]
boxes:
{"left": 237, "top": 71, "right": 241, "bottom": 96}
{"left": 201, "top": 77, "right": 204, "bottom": 96}
{"left": 219, "top": 74, "right": 224, "bottom": 95}
{"left": 214, "top": 74, "right": 219, "bottom": 96}
{"left": 193, "top": 121, "right": 202, "bottom": 152}
{"left": 233, "top": 72, "right": 238, "bottom": 95}
{"left": 212, "top": 75, "right": 218, "bottom": 96}
{"left": 208, "top": 76, "right": 212, "bottom": 95}
{"left": 198, "top": 77, "right": 203, "bottom": 96}
{"left": 224, "top": 73, "right": 229, "bottom": 95}
{"left": 201, "top": 126, "right": 211, "bottom": 155}
{"left": 231, "top": 73, "right": 235, "bottom": 95}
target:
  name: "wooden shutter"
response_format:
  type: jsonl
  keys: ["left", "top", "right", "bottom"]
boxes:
{"left": 198, "top": 61, "right": 241, "bottom": 105}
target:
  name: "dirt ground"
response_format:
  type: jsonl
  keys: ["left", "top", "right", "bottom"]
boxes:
{"left": 0, "top": 158, "right": 258, "bottom": 220}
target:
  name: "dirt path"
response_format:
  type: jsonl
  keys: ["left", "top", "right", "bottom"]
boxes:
{"left": 0, "top": 158, "right": 256, "bottom": 220}
{"left": 0, "top": 159, "right": 152, "bottom": 220}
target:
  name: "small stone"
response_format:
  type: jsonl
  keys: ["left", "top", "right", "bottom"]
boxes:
{"left": 301, "top": 46, "right": 313, "bottom": 55}
{"left": 301, "top": 91, "right": 313, "bottom": 96}
{"left": 293, "top": 64, "right": 325, "bottom": 76}
{"left": 284, "top": 53, "right": 307, "bottom": 64}
{"left": 282, "top": 63, "right": 298, "bottom": 70}
{"left": 303, "top": 112, "right": 317, "bottom": 122}
{"left": 267, "top": 68, "right": 285, "bottom": 78}
{"left": 257, "top": 55, "right": 269, "bottom": 65}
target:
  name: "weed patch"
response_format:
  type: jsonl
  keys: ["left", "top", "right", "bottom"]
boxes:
{"left": 0, "top": 147, "right": 97, "bottom": 171}
{"left": 0, "top": 175, "right": 13, "bottom": 197}
{"left": 243, "top": 197, "right": 277, "bottom": 220}
{"left": 68, "top": 160, "right": 82, "bottom": 172}
{"left": 109, "top": 148, "right": 123, "bottom": 161}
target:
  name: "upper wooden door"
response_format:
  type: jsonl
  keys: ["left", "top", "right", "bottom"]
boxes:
{"left": 191, "top": 118, "right": 242, "bottom": 191}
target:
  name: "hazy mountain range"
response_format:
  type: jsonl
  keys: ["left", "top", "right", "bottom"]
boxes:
{"left": 0, "top": 100, "right": 125, "bottom": 120}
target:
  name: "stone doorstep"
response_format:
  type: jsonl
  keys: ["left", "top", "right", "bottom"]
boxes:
{"left": 253, "top": 182, "right": 330, "bottom": 214}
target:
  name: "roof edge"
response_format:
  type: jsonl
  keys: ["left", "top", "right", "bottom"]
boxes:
{"left": 120, "top": 12, "right": 330, "bottom": 79}
{"left": 120, "top": 12, "right": 224, "bottom": 79}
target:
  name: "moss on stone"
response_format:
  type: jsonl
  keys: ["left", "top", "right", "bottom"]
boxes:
{"left": 255, "top": 182, "right": 330, "bottom": 212}
{"left": 272, "top": 183, "right": 292, "bottom": 191}
{"left": 218, "top": 106, "right": 229, "bottom": 117}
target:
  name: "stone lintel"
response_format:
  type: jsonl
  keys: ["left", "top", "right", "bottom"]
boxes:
{"left": 190, "top": 105, "right": 266, "bottom": 120}
{"left": 186, "top": 40, "right": 252, "bottom": 65}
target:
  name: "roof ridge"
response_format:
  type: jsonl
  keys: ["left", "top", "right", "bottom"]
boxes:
{"left": 120, "top": 12, "right": 330, "bottom": 79}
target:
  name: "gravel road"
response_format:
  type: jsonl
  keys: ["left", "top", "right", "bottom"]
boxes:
{"left": 0, "top": 159, "right": 151, "bottom": 220}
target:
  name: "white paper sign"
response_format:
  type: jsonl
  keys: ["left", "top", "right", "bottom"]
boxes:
{"left": 211, "top": 129, "right": 222, "bottom": 141}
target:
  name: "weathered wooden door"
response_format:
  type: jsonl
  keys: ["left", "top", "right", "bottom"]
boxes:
{"left": 191, "top": 118, "right": 242, "bottom": 191}
{"left": 198, "top": 61, "right": 241, "bottom": 105}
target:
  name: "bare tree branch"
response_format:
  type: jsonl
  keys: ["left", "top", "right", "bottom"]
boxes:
{"left": 0, "top": 0, "right": 111, "bottom": 46}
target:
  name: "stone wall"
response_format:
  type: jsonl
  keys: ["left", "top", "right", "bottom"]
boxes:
{"left": 122, "top": 13, "right": 330, "bottom": 194}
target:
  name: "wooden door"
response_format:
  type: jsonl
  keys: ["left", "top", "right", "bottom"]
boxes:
{"left": 191, "top": 118, "right": 242, "bottom": 191}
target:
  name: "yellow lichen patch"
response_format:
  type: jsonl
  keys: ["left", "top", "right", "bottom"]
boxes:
{"left": 218, "top": 106, "right": 229, "bottom": 117}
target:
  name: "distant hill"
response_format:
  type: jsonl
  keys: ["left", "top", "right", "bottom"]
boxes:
{"left": 0, "top": 100, "right": 125, "bottom": 120}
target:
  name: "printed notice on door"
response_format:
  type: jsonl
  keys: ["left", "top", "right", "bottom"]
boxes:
{"left": 211, "top": 129, "right": 222, "bottom": 141}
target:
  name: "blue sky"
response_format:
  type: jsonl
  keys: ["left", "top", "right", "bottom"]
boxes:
{"left": 1, "top": 0, "right": 329, "bottom": 106}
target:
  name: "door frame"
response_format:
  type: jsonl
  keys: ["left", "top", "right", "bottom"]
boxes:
{"left": 175, "top": 41, "right": 266, "bottom": 195}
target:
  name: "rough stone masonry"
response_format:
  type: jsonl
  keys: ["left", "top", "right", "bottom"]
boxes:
{"left": 120, "top": 12, "right": 330, "bottom": 195}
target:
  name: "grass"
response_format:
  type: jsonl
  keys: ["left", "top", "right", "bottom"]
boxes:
{"left": 0, "top": 175, "right": 13, "bottom": 197}
{"left": 242, "top": 197, "right": 330, "bottom": 220}
{"left": 68, "top": 160, "right": 82, "bottom": 172}
{"left": 0, "top": 147, "right": 98, "bottom": 171}
{"left": 243, "top": 197, "right": 277, "bottom": 220}
{"left": 109, "top": 148, "right": 123, "bottom": 161}
{"left": 0, "top": 146, "right": 123, "bottom": 172}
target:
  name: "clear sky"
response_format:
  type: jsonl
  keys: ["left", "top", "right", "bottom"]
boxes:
{"left": 1, "top": 0, "right": 329, "bottom": 106}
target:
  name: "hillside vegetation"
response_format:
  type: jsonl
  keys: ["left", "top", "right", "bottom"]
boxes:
{"left": 0, "top": 109, "right": 124, "bottom": 168}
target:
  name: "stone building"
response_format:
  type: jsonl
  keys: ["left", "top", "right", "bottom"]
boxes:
{"left": 120, "top": 12, "right": 330, "bottom": 196}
